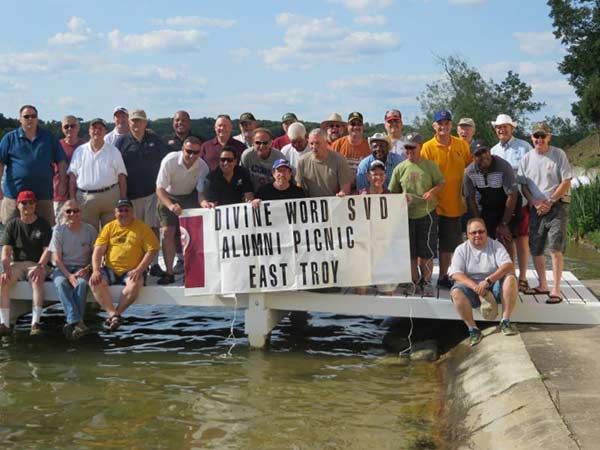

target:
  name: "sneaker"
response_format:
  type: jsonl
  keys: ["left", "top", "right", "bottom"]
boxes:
{"left": 398, "top": 282, "right": 416, "bottom": 296}
{"left": 149, "top": 263, "right": 165, "bottom": 277}
{"left": 421, "top": 281, "right": 435, "bottom": 298}
{"left": 500, "top": 320, "right": 518, "bottom": 336}
{"left": 173, "top": 259, "right": 185, "bottom": 275}
{"left": 469, "top": 328, "right": 482, "bottom": 346}
{"left": 436, "top": 276, "right": 453, "bottom": 289}
{"left": 157, "top": 273, "right": 176, "bottom": 285}
{"left": 0, "top": 323, "right": 11, "bottom": 336}
{"left": 479, "top": 291, "right": 498, "bottom": 320}
{"left": 30, "top": 323, "right": 43, "bottom": 336}
{"left": 63, "top": 323, "right": 75, "bottom": 340}
{"left": 72, "top": 322, "right": 89, "bottom": 340}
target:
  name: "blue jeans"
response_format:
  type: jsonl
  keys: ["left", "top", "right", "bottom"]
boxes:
{"left": 451, "top": 279, "right": 503, "bottom": 308}
{"left": 52, "top": 265, "right": 90, "bottom": 325}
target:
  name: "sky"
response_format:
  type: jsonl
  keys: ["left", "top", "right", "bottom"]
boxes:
{"left": 0, "top": 0, "right": 574, "bottom": 126}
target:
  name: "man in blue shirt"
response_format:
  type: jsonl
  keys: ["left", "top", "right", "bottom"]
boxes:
{"left": 0, "top": 105, "right": 66, "bottom": 226}
{"left": 355, "top": 132, "right": 405, "bottom": 191}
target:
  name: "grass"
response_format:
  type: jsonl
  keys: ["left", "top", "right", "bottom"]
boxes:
{"left": 568, "top": 132, "right": 600, "bottom": 167}
{"left": 569, "top": 176, "right": 600, "bottom": 239}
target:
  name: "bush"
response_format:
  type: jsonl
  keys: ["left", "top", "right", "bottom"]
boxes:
{"left": 569, "top": 176, "right": 600, "bottom": 237}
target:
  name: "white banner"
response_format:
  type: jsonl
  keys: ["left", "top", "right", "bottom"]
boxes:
{"left": 180, "top": 195, "right": 411, "bottom": 295}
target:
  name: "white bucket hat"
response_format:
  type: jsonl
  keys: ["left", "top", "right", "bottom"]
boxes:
{"left": 491, "top": 114, "right": 517, "bottom": 128}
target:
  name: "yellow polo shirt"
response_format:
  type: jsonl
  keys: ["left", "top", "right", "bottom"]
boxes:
{"left": 421, "top": 135, "right": 472, "bottom": 217}
{"left": 95, "top": 218, "right": 160, "bottom": 275}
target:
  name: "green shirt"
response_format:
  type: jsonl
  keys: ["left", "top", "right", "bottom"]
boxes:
{"left": 388, "top": 159, "right": 444, "bottom": 219}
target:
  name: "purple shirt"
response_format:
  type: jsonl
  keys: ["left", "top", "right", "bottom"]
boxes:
{"left": 200, "top": 137, "right": 246, "bottom": 171}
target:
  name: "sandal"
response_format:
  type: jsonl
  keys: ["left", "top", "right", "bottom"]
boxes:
{"left": 518, "top": 279, "right": 530, "bottom": 293}
{"left": 104, "top": 314, "right": 122, "bottom": 331}
{"left": 546, "top": 295, "right": 563, "bottom": 304}
{"left": 523, "top": 286, "right": 550, "bottom": 295}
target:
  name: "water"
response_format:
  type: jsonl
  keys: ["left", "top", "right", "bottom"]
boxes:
{"left": 0, "top": 307, "right": 442, "bottom": 450}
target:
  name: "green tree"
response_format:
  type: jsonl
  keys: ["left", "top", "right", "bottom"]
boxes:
{"left": 548, "top": 0, "right": 600, "bottom": 122}
{"left": 577, "top": 73, "right": 600, "bottom": 146}
{"left": 416, "top": 56, "right": 543, "bottom": 145}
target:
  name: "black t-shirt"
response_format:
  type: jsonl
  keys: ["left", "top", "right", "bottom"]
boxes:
{"left": 117, "top": 131, "right": 169, "bottom": 199}
{"left": 256, "top": 183, "right": 306, "bottom": 201}
{"left": 205, "top": 166, "right": 254, "bottom": 206}
{"left": 163, "top": 132, "right": 204, "bottom": 152}
{"left": 1, "top": 216, "right": 52, "bottom": 262}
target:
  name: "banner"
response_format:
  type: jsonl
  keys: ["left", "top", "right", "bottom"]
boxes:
{"left": 179, "top": 195, "right": 411, "bottom": 295}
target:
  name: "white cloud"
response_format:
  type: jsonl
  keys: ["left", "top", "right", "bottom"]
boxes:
{"left": 0, "top": 51, "right": 79, "bottom": 75}
{"left": 151, "top": 16, "right": 236, "bottom": 28}
{"left": 482, "top": 60, "right": 560, "bottom": 80}
{"left": 57, "top": 96, "right": 79, "bottom": 108}
{"left": 107, "top": 29, "right": 207, "bottom": 52}
{"left": 0, "top": 78, "right": 26, "bottom": 93}
{"left": 353, "top": 15, "right": 388, "bottom": 26}
{"left": 230, "top": 48, "right": 253, "bottom": 64}
{"left": 531, "top": 79, "right": 573, "bottom": 96}
{"left": 328, "top": 0, "right": 394, "bottom": 11}
{"left": 449, "top": 0, "right": 485, "bottom": 4}
{"left": 259, "top": 14, "right": 401, "bottom": 69}
{"left": 330, "top": 73, "right": 435, "bottom": 97}
{"left": 48, "top": 16, "right": 94, "bottom": 46}
{"left": 513, "top": 31, "right": 561, "bottom": 55}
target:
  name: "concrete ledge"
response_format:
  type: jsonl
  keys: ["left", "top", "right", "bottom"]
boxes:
{"left": 443, "top": 327, "right": 578, "bottom": 450}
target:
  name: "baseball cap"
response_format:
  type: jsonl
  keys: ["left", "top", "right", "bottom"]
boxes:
{"left": 240, "top": 112, "right": 256, "bottom": 122}
{"left": 470, "top": 140, "right": 490, "bottom": 155}
{"left": 385, "top": 109, "right": 402, "bottom": 122}
{"left": 369, "top": 160, "right": 386, "bottom": 171}
{"left": 401, "top": 132, "right": 424, "bottom": 146}
{"left": 17, "top": 190, "right": 37, "bottom": 203}
{"left": 116, "top": 199, "right": 133, "bottom": 208}
{"left": 433, "top": 110, "right": 452, "bottom": 122}
{"left": 113, "top": 106, "right": 128, "bottom": 115}
{"left": 458, "top": 117, "right": 475, "bottom": 127}
{"left": 531, "top": 122, "right": 551, "bottom": 134}
{"left": 130, "top": 109, "right": 147, "bottom": 121}
{"left": 347, "top": 111, "right": 364, "bottom": 123}
{"left": 281, "top": 113, "right": 297, "bottom": 123}
{"left": 89, "top": 118, "right": 107, "bottom": 128}
{"left": 272, "top": 159, "right": 292, "bottom": 170}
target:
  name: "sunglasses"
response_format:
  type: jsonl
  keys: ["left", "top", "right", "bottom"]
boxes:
{"left": 63, "top": 124, "right": 78, "bottom": 129}
{"left": 117, "top": 207, "right": 131, "bottom": 213}
{"left": 65, "top": 208, "right": 80, "bottom": 215}
{"left": 468, "top": 229, "right": 486, "bottom": 235}
{"left": 22, "top": 115, "right": 37, "bottom": 120}
{"left": 254, "top": 140, "right": 270, "bottom": 146}
{"left": 349, "top": 121, "right": 363, "bottom": 127}
{"left": 533, "top": 133, "right": 547, "bottom": 139}
{"left": 404, "top": 145, "right": 417, "bottom": 150}
{"left": 386, "top": 119, "right": 401, "bottom": 124}
{"left": 185, "top": 149, "right": 200, "bottom": 155}
{"left": 19, "top": 200, "right": 36, "bottom": 205}
{"left": 220, "top": 157, "right": 235, "bottom": 163}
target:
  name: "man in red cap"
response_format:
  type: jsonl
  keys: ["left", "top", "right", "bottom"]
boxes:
{"left": 0, "top": 190, "right": 52, "bottom": 336}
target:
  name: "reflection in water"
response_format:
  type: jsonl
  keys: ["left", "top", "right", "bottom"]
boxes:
{"left": 0, "top": 307, "right": 441, "bottom": 450}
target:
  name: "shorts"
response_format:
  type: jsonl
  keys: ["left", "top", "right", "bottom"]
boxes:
{"left": 451, "top": 279, "right": 502, "bottom": 308}
{"left": 157, "top": 192, "right": 198, "bottom": 227}
{"left": 438, "top": 215, "right": 463, "bottom": 253}
{"left": 101, "top": 266, "right": 147, "bottom": 286}
{"left": 132, "top": 193, "right": 159, "bottom": 228}
{"left": 9, "top": 260, "right": 52, "bottom": 281}
{"left": 517, "top": 205, "right": 529, "bottom": 237}
{"left": 529, "top": 202, "right": 568, "bottom": 256}
{"left": 409, "top": 212, "right": 438, "bottom": 259}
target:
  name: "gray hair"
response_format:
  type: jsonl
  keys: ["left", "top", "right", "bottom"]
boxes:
{"left": 62, "top": 115, "right": 78, "bottom": 124}
{"left": 287, "top": 122, "right": 306, "bottom": 140}
{"left": 308, "top": 128, "right": 326, "bottom": 140}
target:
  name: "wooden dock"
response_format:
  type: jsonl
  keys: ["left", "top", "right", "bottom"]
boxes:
{"left": 7, "top": 269, "right": 600, "bottom": 347}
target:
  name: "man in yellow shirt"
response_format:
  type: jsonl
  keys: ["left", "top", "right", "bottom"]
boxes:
{"left": 89, "top": 199, "right": 159, "bottom": 331}
{"left": 421, "top": 110, "right": 472, "bottom": 289}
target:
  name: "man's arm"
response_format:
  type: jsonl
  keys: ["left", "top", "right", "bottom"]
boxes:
{"left": 0, "top": 162, "right": 4, "bottom": 199}
{"left": 486, "top": 262, "right": 514, "bottom": 285}
{"left": 337, "top": 181, "right": 351, "bottom": 197}
{"left": 90, "top": 245, "right": 107, "bottom": 286}
{"left": 466, "top": 194, "right": 479, "bottom": 219}
{"left": 118, "top": 173, "right": 127, "bottom": 199}
{"left": 549, "top": 179, "right": 571, "bottom": 203}
{"left": 156, "top": 187, "right": 182, "bottom": 216}
{"left": 68, "top": 173, "right": 77, "bottom": 199}
{"left": 30, "top": 247, "right": 52, "bottom": 283}
{"left": 57, "top": 160, "right": 67, "bottom": 198}
{"left": 243, "top": 191, "right": 255, "bottom": 203}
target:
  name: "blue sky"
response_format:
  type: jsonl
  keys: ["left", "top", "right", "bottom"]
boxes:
{"left": 0, "top": 0, "right": 573, "bottom": 125}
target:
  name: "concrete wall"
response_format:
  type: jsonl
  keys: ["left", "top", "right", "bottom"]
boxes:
{"left": 441, "top": 328, "right": 578, "bottom": 450}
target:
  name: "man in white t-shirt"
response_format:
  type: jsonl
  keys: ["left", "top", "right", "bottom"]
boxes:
{"left": 104, "top": 106, "right": 129, "bottom": 146}
{"left": 449, "top": 218, "right": 518, "bottom": 346}
{"left": 68, "top": 118, "right": 128, "bottom": 230}
{"left": 280, "top": 122, "right": 309, "bottom": 171}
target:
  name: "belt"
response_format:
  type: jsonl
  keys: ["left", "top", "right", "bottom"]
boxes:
{"left": 78, "top": 183, "right": 117, "bottom": 194}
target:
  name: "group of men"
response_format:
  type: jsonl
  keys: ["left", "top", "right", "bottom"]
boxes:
{"left": 0, "top": 105, "right": 572, "bottom": 347}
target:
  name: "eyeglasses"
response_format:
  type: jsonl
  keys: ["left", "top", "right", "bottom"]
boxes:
{"left": 65, "top": 208, "right": 80, "bottom": 215}
{"left": 185, "top": 149, "right": 200, "bottom": 155}
{"left": 386, "top": 119, "right": 401, "bottom": 124}
{"left": 19, "top": 200, "right": 35, "bottom": 205}
{"left": 22, "top": 115, "right": 37, "bottom": 120}
{"left": 468, "top": 229, "right": 486, "bottom": 235}
{"left": 349, "top": 121, "right": 363, "bottom": 127}
{"left": 220, "top": 157, "right": 235, "bottom": 163}
{"left": 533, "top": 133, "right": 547, "bottom": 139}
{"left": 63, "top": 124, "right": 78, "bottom": 129}
{"left": 254, "top": 140, "right": 270, "bottom": 146}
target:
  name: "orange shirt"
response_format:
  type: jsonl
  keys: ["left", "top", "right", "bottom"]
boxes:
{"left": 421, "top": 135, "right": 472, "bottom": 217}
{"left": 331, "top": 136, "right": 371, "bottom": 177}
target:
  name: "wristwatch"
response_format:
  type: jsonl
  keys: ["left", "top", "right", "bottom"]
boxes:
{"left": 485, "top": 277, "right": 493, "bottom": 287}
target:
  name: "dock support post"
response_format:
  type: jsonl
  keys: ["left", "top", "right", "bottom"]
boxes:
{"left": 244, "top": 293, "right": 286, "bottom": 348}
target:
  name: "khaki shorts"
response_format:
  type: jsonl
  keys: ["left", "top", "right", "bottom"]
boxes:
{"left": 132, "top": 193, "right": 159, "bottom": 228}
{"left": 157, "top": 192, "right": 198, "bottom": 227}
{"left": 9, "top": 260, "right": 52, "bottom": 281}
{"left": 1, "top": 198, "right": 55, "bottom": 226}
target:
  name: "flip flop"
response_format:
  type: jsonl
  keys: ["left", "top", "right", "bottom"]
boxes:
{"left": 523, "top": 286, "right": 550, "bottom": 295}
{"left": 546, "top": 295, "right": 563, "bottom": 304}
{"left": 518, "top": 279, "right": 530, "bottom": 293}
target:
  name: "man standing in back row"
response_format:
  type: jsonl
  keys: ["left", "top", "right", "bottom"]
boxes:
{"left": 421, "top": 110, "right": 472, "bottom": 289}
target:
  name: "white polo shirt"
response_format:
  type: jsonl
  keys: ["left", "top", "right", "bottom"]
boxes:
{"left": 68, "top": 142, "right": 128, "bottom": 190}
{"left": 155, "top": 151, "right": 209, "bottom": 196}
